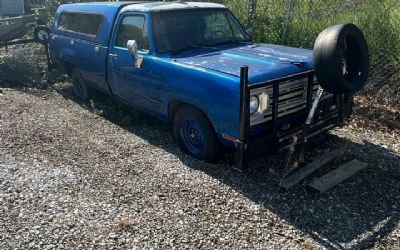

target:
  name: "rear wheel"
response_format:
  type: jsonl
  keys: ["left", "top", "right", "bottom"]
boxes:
{"left": 173, "top": 105, "right": 219, "bottom": 162}
{"left": 72, "top": 69, "right": 90, "bottom": 101}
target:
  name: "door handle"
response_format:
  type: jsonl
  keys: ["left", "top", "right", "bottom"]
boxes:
{"left": 109, "top": 54, "right": 118, "bottom": 60}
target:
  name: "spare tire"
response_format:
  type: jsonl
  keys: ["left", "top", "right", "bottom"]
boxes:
{"left": 313, "top": 23, "right": 369, "bottom": 94}
{"left": 34, "top": 26, "right": 50, "bottom": 45}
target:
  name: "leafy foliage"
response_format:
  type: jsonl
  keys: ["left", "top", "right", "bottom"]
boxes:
{"left": 30, "top": 0, "right": 400, "bottom": 106}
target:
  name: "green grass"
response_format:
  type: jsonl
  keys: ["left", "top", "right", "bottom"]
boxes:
{"left": 33, "top": 0, "right": 400, "bottom": 102}
{"left": 217, "top": 0, "right": 400, "bottom": 93}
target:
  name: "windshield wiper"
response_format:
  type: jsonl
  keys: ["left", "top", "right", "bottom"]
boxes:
{"left": 171, "top": 43, "right": 218, "bottom": 55}
{"left": 209, "top": 39, "right": 253, "bottom": 47}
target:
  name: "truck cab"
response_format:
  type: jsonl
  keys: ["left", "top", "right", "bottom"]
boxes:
{"left": 49, "top": 2, "right": 369, "bottom": 168}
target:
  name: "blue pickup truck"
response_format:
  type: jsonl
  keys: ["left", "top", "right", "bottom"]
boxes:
{"left": 49, "top": 2, "right": 369, "bottom": 169}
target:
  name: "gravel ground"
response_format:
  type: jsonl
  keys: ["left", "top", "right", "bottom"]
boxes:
{"left": 1, "top": 45, "right": 400, "bottom": 249}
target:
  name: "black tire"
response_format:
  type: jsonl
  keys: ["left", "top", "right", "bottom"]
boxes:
{"left": 313, "top": 23, "right": 369, "bottom": 94}
{"left": 72, "top": 69, "right": 90, "bottom": 101}
{"left": 34, "top": 26, "right": 50, "bottom": 45}
{"left": 173, "top": 105, "right": 219, "bottom": 162}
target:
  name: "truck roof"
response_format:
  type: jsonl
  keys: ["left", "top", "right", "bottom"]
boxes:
{"left": 64, "top": 1, "right": 227, "bottom": 12}
{"left": 54, "top": 1, "right": 227, "bottom": 45}
{"left": 122, "top": 2, "right": 227, "bottom": 12}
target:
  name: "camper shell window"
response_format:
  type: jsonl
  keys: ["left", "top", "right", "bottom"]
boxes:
{"left": 58, "top": 12, "right": 103, "bottom": 37}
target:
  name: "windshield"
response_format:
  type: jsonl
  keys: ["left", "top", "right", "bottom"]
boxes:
{"left": 152, "top": 9, "right": 251, "bottom": 53}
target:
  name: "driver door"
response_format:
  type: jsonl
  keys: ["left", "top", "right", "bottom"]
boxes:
{"left": 107, "top": 13, "right": 155, "bottom": 109}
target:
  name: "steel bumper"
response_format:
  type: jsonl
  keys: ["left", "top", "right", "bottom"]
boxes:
{"left": 234, "top": 66, "right": 352, "bottom": 171}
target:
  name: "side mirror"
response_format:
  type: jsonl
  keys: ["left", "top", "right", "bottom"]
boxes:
{"left": 127, "top": 40, "right": 143, "bottom": 69}
{"left": 127, "top": 40, "right": 138, "bottom": 55}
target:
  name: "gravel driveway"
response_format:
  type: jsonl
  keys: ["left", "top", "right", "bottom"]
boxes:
{"left": 1, "top": 45, "right": 399, "bottom": 249}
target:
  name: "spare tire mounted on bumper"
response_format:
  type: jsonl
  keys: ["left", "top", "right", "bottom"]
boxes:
{"left": 313, "top": 23, "right": 369, "bottom": 94}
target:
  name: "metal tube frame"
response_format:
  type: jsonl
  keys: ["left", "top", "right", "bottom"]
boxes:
{"left": 235, "top": 66, "right": 250, "bottom": 171}
{"left": 235, "top": 66, "right": 332, "bottom": 171}
{"left": 1, "top": 39, "right": 51, "bottom": 70}
{"left": 0, "top": 38, "right": 35, "bottom": 47}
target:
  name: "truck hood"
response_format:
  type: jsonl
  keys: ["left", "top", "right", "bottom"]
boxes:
{"left": 174, "top": 43, "right": 314, "bottom": 85}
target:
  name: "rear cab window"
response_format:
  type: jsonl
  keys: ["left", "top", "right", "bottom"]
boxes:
{"left": 58, "top": 12, "right": 103, "bottom": 37}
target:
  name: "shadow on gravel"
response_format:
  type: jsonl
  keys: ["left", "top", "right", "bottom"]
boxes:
{"left": 248, "top": 139, "right": 400, "bottom": 250}
{"left": 48, "top": 85, "right": 400, "bottom": 250}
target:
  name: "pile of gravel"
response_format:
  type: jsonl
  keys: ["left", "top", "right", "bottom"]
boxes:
{"left": 0, "top": 87, "right": 399, "bottom": 249}
{"left": 0, "top": 39, "right": 399, "bottom": 250}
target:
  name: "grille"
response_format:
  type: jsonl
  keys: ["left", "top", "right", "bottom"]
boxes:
{"left": 250, "top": 77, "right": 331, "bottom": 126}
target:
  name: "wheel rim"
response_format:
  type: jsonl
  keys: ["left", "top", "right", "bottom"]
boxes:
{"left": 74, "top": 78, "right": 84, "bottom": 98}
{"left": 341, "top": 35, "right": 362, "bottom": 83}
{"left": 180, "top": 119, "right": 205, "bottom": 155}
{"left": 38, "top": 30, "right": 49, "bottom": 41}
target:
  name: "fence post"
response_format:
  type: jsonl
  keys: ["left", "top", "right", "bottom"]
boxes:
{"left": 248, "top": 0, "right": 257, "bottom": 29}
{"left": 281, "top": 0, "right": 293, "bottom": 45}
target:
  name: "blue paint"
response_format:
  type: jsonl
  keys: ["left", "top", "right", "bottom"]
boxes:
{"left": 49, "top": 2, "right": 316, "bottom": 150}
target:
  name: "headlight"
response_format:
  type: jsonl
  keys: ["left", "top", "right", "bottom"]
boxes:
{"left": 259, "top": 92, "right": 269, "bottom": 113}
{"left": 249, "top": 95, "right": 259, "bottom": 114}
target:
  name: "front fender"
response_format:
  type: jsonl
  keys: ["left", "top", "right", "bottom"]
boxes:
{"left": 152, "top": 58, "right": 241, "bottom": 144}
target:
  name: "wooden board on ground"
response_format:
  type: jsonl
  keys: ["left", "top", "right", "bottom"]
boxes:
{"left": 308, "top": 159, "right": 368, "bottom": 193}
{"left": 281, "top": 149, "right": 342, "bottom": 190}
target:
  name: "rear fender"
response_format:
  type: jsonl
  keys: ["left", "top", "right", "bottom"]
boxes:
{"left": 60, "top": 48, "right": 77, "bottom": 76}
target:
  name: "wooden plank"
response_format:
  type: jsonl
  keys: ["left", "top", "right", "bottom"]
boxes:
{"left": 281, "top": 149, "right": 342, "bottom": 190}
{"left": 308, "top": 160, "right": 368, "bottom": 193}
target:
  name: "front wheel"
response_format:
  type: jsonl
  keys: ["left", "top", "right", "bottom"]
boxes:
{"left": 173, "top": 105, "right": 219, "bottom": 162}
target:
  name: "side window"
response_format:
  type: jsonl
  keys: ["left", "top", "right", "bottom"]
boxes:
{"left": 115, "top": 15, "right": 149, "bottom": 51}
{"left": 59, "top": 12, "right": 77, "bottom": 31}
{"left": 58, "top": 12, "right": 102, "bottom": 36}
{"left": 227, "top": 14, "right": 247, "bottom": 40}
{"left": 77, "top": 14, "right": 103, "bottom": 35}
